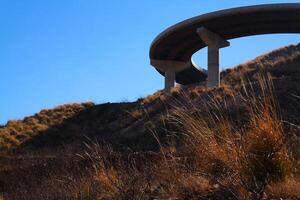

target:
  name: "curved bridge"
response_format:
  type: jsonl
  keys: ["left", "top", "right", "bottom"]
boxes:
{"left": 149, "top": 3, "right": 300, "bottom": 93}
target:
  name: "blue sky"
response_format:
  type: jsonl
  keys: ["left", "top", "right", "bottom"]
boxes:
{"left": 0, "top": 0, "right": 299, "bottom": 124}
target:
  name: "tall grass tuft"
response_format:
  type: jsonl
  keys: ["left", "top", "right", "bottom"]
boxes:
{"left": 168, "top": 75, "right": 295, "bottom": 199}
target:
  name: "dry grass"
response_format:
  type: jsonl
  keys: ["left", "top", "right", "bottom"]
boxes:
{"left": 72, "top": 142, "right": 213, "bottom": 200}
{"left": 0, "top": 103, "right": 94, "bottom": 152}
{"left": 164, "top": 75, "right": 298, "bottom": 199}
{"left": 266, "top": 177, "right": 300, "bottom": 199}
{"left": 222, "top": 42, "right": 300, "bottom": 87}
{"left": 138, "top": 91, "right": 163, "bottom": 105}
{"left": 1, "top": 43, "right": 300, "bottom": 199}
{"left": 2, "top": 76, "right": 299, "bottom": 200}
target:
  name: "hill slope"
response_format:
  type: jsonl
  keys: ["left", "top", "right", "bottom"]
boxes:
{"left": 1, "top": 43, "right": 300, "bottom": 155}
{"left": 1, "top": 43, "right": 300, "bottom": 200}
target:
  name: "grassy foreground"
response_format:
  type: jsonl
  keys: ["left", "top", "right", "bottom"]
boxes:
{"left": 1, "top": 43, "right": 300, "bottom": 199}
{"left": 1, "top": 77, "right": 300, "bottom": 200}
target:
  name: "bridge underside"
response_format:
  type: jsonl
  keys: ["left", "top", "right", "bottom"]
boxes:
{"left": 149, "top": 4, "right": 300, "bottom": 93}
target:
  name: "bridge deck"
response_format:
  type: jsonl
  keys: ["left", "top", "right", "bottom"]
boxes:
{"left": 150, "top": 3, "right": 300, "bottom": 85}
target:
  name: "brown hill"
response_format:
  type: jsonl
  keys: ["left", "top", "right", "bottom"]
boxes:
{"left": 1, "top": 43, "right": 300, "bottom": 156}
{"left": 1, "top": 42, "right": 300, "bottom": 200}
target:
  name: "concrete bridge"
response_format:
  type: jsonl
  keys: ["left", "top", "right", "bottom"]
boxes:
{"left": 149, "top": 3, "right": 300, "bottom": 94}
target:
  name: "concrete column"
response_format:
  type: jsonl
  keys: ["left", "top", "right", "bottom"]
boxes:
{"left": 150, "top": 59, "right": 191, "bottom": 95}
{"left": 164, "top": 68, "right": 175, "bottom": 94}
{"left": 207, "top": 45, "right": 220, "bottom": 87}
{"left": 196, "top": 27, "right": 230, "bottom": 88}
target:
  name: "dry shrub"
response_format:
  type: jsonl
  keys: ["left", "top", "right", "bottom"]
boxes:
{"left": 265, "top": 177, "right": 300, "bottom": 199}
{"left": 73, "top": 141, "right": 212, "bottom": 200}
{"left": 128, "top": 109, "right": 143, "bottom": 119}
{"left": 139, "top": 91, "right": 163, "bottom": 105}
{"left": 169, "top": 75, "right": 297, "bottom": 199}
{"left": 78, "top": 143, "right": 158, "bottom": 199}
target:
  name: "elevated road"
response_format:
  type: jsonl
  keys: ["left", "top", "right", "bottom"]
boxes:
{"left": 149, "top": 3, "right": 300, "bottom": 93}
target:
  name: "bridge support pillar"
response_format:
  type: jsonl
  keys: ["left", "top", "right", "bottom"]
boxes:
{"left": 150, "top": 59, "right": 190, "bottom": 95}
{"left": 197, "top": 27, "right": 230, "bottom": 87}
{"left": 207, "top": 46, "right": 220, "bottom": 87}
{"left": 164, "top": 68, "right": 175, "bottom": 94}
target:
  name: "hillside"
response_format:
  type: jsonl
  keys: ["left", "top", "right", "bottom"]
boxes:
{"left": 1, "top": 43, "right": 300, "bottom": 155}
{"left": 1, "top": 43, "right": 300, "bottom": 199}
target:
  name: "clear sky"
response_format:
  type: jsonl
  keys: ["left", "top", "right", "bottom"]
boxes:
{"left": 1, "top": 0, "right": 300, "bottom": 124}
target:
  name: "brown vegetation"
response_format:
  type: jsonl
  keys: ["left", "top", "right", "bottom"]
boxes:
{"left": 1, "top": 43, "right": 300, "bottom": 199}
